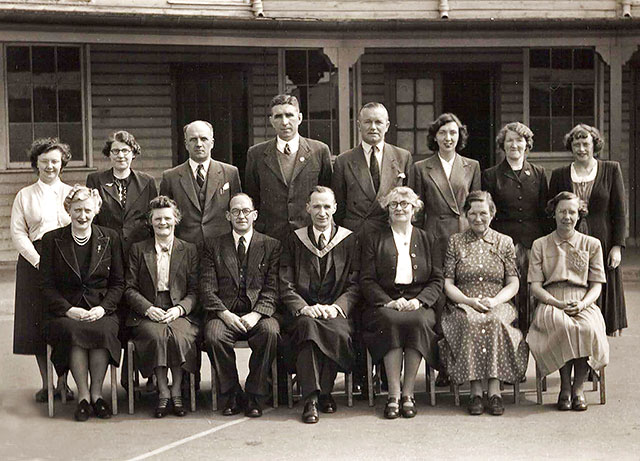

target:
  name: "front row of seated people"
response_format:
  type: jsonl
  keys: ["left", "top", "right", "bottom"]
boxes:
{"left": 38, "top": 184, "right": 609, "bottom": 422}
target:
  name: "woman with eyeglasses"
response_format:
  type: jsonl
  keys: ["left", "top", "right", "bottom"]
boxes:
{"left": 360, "top": 186, "right": 444, "bottom": 419}
{"left": 86, "top": 131, "right": 158, "bottom": 255}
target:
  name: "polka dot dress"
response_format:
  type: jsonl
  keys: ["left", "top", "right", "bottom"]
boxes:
{"left": 439, "top": 229, "right": 529, "bottom": 384}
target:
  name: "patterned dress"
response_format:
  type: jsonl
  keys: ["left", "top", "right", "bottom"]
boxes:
{"left": 439, "top": 228, "right": 529, "bottom": 384}
{"left": 526, "top": 231, "right": 609, "bottom": 376}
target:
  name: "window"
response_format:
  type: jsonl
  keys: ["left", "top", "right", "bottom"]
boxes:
{"left": 284, "top": 49, "right": 338, "bottom": 154}
{"left": 5, "top": 45, "right": 85, "bottom": 167}
{"left": 395, "top": 77, "right": 436, "bottom": 157}
{"left": 529, "top": 48, "right": 595, "bottom": 152}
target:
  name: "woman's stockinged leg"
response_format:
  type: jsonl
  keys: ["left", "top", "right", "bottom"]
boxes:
{"left": 88, "top": 348, "right": 109, "bottom": 402}
{"left": 69, "top": 346, "right": 90, "bottom": 402}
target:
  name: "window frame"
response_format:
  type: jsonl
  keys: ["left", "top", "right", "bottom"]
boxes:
{"left": 1, "top": 43, "right": 91, "bottom": 171}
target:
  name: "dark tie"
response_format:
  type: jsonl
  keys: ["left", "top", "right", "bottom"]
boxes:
{"left": 284, "top": 143, "right": 292, "bottom": 156}
{"left": 369, "top": 146, "right": 380, "bottom": 192}
{"left": 317, "top": 233, "right": 326, "bottom": 250}
{"left": 196, "top": 164, "right": 205, "bottom": 189}
{"left": 237, "top": 236, "right": 246, "bottom": 262}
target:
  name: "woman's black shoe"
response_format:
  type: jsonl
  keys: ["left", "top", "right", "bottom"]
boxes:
{"left": 92, "top": 398, "right": 112, "bottom": 419}
{"left": 74, "top": 399, "right": 91, "bottom": 422}
{"left": 155, "top": 397, "right": 171, "bottom": 418}
{"left": 487, "top": 394, "right": 504, "bottom": 416}
{"left": 557, "top": 394, "right": 572, "bottom": 411}
{"left": 172, "top": 396, "right": 187, "bottom": 417}
{"left": 467, "top": 395, "right": 484, "bottom": 415}
{"left": 384, "top": 397, "right": 400, "bottom": 419}
{"left": 400, "top": 396, "right": 417, "bottom": 418}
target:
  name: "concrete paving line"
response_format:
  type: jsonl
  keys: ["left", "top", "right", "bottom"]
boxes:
{"left": 125, "top": 407, "right": 275, "bottom": 461}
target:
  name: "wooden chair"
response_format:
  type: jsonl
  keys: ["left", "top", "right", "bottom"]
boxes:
{"left": 286, "top": 370, "right": 354, "bottom": 408}
{"left": 209, "top": 341, "right": 278, "bottom": 411}
{"left": 535, "top": 363, "right": 606, "bottom": 405}
{"left": 366, "top": 349, "right": 436, "bottom": 407}
{"left": 46, "top": 343, "right": 118, "bottom": 417}
{"left": 126, "top": 340, "right": 196, "bottom": 414}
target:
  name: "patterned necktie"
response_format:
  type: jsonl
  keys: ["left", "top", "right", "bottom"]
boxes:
{"left": 317, "top": 233, "right": 326, "bottom": 250}
{"left": 196, "top": 164, "right": 205, "bottom": 189}
{"left": 284, "top": 143, "right": 292, "bottom": 156}
{"left": 238, "top": 236, "right": 246, "bottom": 262}
{"left": 370, "top": 146, "right": 380, "bottom": 192}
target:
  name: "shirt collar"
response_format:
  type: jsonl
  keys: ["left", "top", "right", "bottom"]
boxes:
{"left": 438, "top": 153, "right": 456, "bottom": 167}
{"left": 233, "top": 229, "right": 253, "bottom": 248}
{"left": 188, "top": 157, "right": 211, "bottom": 176}
{"left": 312, "top": 225, "right": 332, "bottom": 246}
{"left": 463, "top": 227, "right": 497, "bottom": 244}
{"left": 276, "top": 134, "right": 300, "bottom": 154}
{"left": 37, "top": 178, "right": 61, "bottom": 193}
{"left": 552, "top": 230, "right": 580, "bottom": 248}
{"left": 154, "top": 237, "right": 174, "bottom": 255}
{"left": 362, "top": 140, "right": 385, "bottom": 157}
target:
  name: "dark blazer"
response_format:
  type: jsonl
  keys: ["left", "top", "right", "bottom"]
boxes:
{"left": 409, "top": 154, "right": 481, "bottom": 243}
{"left": 549, "top": 160, "right": 627, "bottom": 250}
{"left": 160, "top": 160, "right": 241, "bottom": 244}
{"left": 40, "top": 224, "right": 125, "bottom": 318}
{"left": 245, "top": 137, "right": 332, "bottom": 241}
{"left": 86, "top": 168, "right": 158, "bottom": 254}
{"left": 199, "top": 231, "right": 282, "bottom": 322}
{"left": 332, "top": 143, "right": 412, "bottom": 237}
{"left": 482, "top": 159, "right": 550, "bottom": 249}
{"left": 124, "top": 237, "right": 200, "bottom": 327}
{"left": 279, "top": 225, "right": 360, "bottom": 317}
{"left": 360, "top": 227, "right": 444, "bottom": 315}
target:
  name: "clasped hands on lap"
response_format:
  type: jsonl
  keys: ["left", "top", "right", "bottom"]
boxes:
{"left": 459, "top": 297, "right": 498, "bottom": 313}
{"left": 300, "top": 304, "right": 340, "bottom": 319}
{"left": 65, "top": 306, "right": 105, "bottom": 322}
{"left": 384, "top": 298, "right": 420, "bottom": 312}
{"left": 219, "top": 310, "right": 262, "bottom": 333}
{"left": 145, "top": 306, "right": 182, "bottom": 323}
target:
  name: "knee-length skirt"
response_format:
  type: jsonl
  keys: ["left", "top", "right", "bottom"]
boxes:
{"left": 288, "top": 315, "right": 354, "bottom": 372}
{"left": 13, "top": 248, "right": 46, "bottom": 355}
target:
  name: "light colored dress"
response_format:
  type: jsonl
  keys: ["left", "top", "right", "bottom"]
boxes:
{"left": 440, "top": 228, "right": 529, "bottom": 384}
{"left": 526, "top": 231, "right": 609, "bottom": 376}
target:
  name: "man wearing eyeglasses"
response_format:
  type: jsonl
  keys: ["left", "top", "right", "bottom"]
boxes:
{"left": 160, "top": 120, "right": 241, "bottom": 245}
{"left": 200, "top": 193, "right": 282, "bottom": 418}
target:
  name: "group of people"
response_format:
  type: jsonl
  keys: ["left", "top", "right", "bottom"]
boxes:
{"left": 11, "top": 93, "right": 622, "bottom": 424}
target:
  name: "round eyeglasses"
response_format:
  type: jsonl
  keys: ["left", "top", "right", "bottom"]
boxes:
{"left": 389, "top": 201, "right": 412, "bottom": 210}
{"left": 230, "top": 208, "right": 255, "bottom": 217}
{"left": 110, "top": 148, "right": 132, "bottom": 155}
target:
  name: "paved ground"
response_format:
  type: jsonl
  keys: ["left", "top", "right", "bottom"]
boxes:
{"left": 0, "top": 270, "right": 639, "bottom": 460}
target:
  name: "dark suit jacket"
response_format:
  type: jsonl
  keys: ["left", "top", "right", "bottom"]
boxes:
{"left": 86, "top": 168, "right": 158, "bottom": 254}
{"left": 409, "top": 154, "right": 481, "bottom": 242}
{"left": 279, "top": 225, "right": 360, "bottom": 317}
{"left": 124, "top": 237, "right": 200, "bottom": 327}
{"left": 245, "top": 137, "right": 332, "bottom": 241}
{"left": 481, "top": 159, "right": 550, "bottom": 249}
{"left": 199, "top": 231, "right": 282, "bottom": 322}
{"left": 360, "top": 227, "right": 444, "bottom": 315}
{"left": 40, "top": 224, "right": 125, "bottom": 317}
{"left": 159, "top": 160, "right": 241, "bottom": 244}
{"left": 332, "top": 143, "right": 412, "bottom": 237}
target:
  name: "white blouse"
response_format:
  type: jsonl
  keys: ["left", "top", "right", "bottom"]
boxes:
{"left": 392, "top": 227, "right": 413, "bottom": 285}
{"left": 10, "top": 179, "right": 73, "bottom": 267}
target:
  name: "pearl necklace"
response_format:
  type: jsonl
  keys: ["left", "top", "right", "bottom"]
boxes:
{"left": 72, "top": 231, "right": 91, "bottom": 246}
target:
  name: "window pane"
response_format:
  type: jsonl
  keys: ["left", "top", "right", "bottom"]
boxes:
{"left": 309, "top": 83, "right": 332, "bottom": 119}
{"left": 551, "top": 85, "right": 572, "bottom": 117}
{"left": 57, "top": 47, "right": 80, "bottom": 72}
{"left": 573, "top": 49, "right": 594, "bottom": 70}
{"left": 8, "top": 84, "right": 32, "bottom": 122}
{"left": 9, "top": 123, "right": 33, "bottom": 163}
{"left": 285, "top": 50, "right": 307, "bottom": 86}
{"left": 32, "top": 46, "right": 56, "bottom": 85}
{"left": 7, "top": 46, "right": 30, "bottom": 84}
{"left": 290, "top": 85, "right": 308, "bottom": 118}
{"left": 59, "top": 123, "right": 83, "bottom": 158}
{"left": 307, "top": 120, "right": 332, "bottom": 146}
{"left": 416, "top": 79, "right": 434, "bottom": 103}
{"left": 574, "top": 85, "right": 594, "bottom": 117}
{"left": 34, "top": 86, "right": 58, "bottom": 122}
{"left": 530, "top": 49, "right": 550, "bottom": 68}
{"left": 551, "top": 49, "right": 572, "bottom": 70}
{"left": 551, "top": 117, "right": 573, "bottom": 151}
{"left": 34, "top": 122, "right": 58, "bottom": 140}
{"left": 416, "top": 104, "right": 434, "bottom": 129}
{"left": 396, "top": 79, "right": 414, "bottom": 103}
{"left": 396, "top": 105, "right": 414, "bottom": 129}
{"left": 530, "top": 84, "right": 550, "bottom": 117}
{"left": 530, "top": 118, "right": 550, "bottom": 152}
{"left": 396, "top": 131, "right": 414, "bottom": 153}
{"left": 59, "top": 88, "right": 82, "bottom": 122}
{"left": 416, "top": 130, "right": 429, "bottom": 155}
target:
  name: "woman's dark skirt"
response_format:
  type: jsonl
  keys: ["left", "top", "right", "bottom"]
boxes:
{"left": 362, "top": 306, "right": 439, "bottom": 366}
{"left": 13, "top": 243, "right": 45, "bottom": 355}
{"left": 129, "top": 291, "right": 199, "bottom": 378}
{"left": 43, "top": 314, "right": 121, "bottom": 376}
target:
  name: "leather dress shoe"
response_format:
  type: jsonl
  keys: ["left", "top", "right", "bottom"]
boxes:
{"left": 222, "top": 392, "right": 244, "bottom": 416}
{"left": 487, "top": 395, "right": 504, "bottom": 416}
{"left": 468, "top": 395, "right": 484, "bottom": 416}
{"left": 557, "top": 394, "right": 572, "bottom": 411}
{"left": 572, "top": 395, "right": 588, "bottom": 411}
{"left": 400, "top": 395, "right": 417, "bottom": 418}
{"left": 302, "top": 399, "right": 319, "bottom": 424}
{"left": 74, "top": 399, "right": 91, "bottom": 422}
{"left": 155, "top": 397, "right": 171, "bottom": 418}
{"left": 244, "top": 394, "right": 263, "bottom": 418}
{"left": 172, "top": 396, "right": 186, "bottom": 417}
{"left": 319, "top": 394, "right": 337, "bottom": 414}
{"left": 384, "top": 397, "right": 400, "bottom": 419}
{"left": 92, "top": 398, "right": 112, "bottom": 419}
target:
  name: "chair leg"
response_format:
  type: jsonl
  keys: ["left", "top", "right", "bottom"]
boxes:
{"left": 513, "top": 381, "right": 520, "bottom": 405}
{"left": 542, "top": 376, "right": 547, "bottom": 392}
{"left": 366, "top": 350, "right": 374, "bottom": 407}
{"left": 599, "top": 367, "right": 606, "bottom": 405}
{"left": 346, "top": 371, "right": 353, "bottom": 407}
{"left": 127, "top": 341, "right": 135, "bottom": 415}
{"left": 535, "top": 365, "right": 543, "bottom": 405}
{"left": 287, "top": 373, "right": 294, "bottom": 409}
{"left": 210, "top": 365, "right": 218, "bottom": 412}
{"left": 46, "top": 344, "right": 55, "bottom": 418}
{"left": 426, "top": 362, "right": 436, "bottom": 407}
{"left": 271, "top": 357, "right": 278, "bottom": 409}
{"left": 111, "top": 364, "right": 118, "bottom": 415}
{"left": 190, "top": 373, "right": 196, "bottom": 412}
{"left": 453, "top": 382, "right": 460, "bottom": 407}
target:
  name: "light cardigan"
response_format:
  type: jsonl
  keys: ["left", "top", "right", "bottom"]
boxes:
{"left": 10, "top": 179, "right": 73, "bottom": 267}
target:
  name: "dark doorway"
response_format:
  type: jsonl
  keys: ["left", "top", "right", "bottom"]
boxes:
{"left": 172, "top": 65, "right": 250, "bottom": 180}
{"left": 631, "top": 66, "right": 640, "bottom": 240}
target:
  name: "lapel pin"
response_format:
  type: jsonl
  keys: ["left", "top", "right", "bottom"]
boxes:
{"left": 97, "top": 244, "right": 102, "bottom": 253}
{"left": 300, "top": 157, "right": 305, "bottom": 162}
{"left": 525, "top": 170, "right": 531, "bottom": 176}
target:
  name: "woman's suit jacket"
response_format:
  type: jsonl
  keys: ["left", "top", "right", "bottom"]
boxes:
{"left": 482, "top": 159, "right": 550, "bottom": 249}
{"left": 40, "top": 224, "right": 125, "bottom": 318}
{"left": 86, "top": 168, "right": 158, "bottom": 254}
{"left": 124, "top": 237, "right": 200, "bottom": 327}
{"left": 360, "top": 226, "right": 444, "bottom": 315}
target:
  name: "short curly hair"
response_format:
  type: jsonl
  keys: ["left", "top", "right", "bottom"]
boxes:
{"left": 563, "top": 124, "right": 604, "bottom": 155}
{"left": 29, "top": 138, "right": 72, "bottom": 172}
{"left": 147, "top": 195, "right": 182, "bottom": 226}
{"left": 64, "top": 185, "right": 102, "bottom": 214}
{"left": 270, "top": 94, "right": 300, "bottom": 110}
{"left": 380, "top": 186, "right": 424, "bottom": 222}
{"left": 496, "top": 122, "right": 534, "bottom": 153}
{"left": 427, "top": 113, "right": 469, "bottom": 153}
{"left": 545, "top": 191, "right": 588, "bottom": 219}
{"left": 102, "top": 130, "right": 141, "bottom": 158}
{"left": 463, "top": 190, "right": 496, "bottom": 217}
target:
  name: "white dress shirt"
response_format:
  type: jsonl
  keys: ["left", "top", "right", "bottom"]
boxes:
{"left": 392, "top": 227, "right": 413, "bottom": 285}
{"left": 361, "top": 140, "right": 384, "bottom": 169}
{"left": 10, "top": 179, "right": 73, "bottom": 267}
{"left": 232, "top": 229, "right": 253, "bottom": 250}
{"left": 188, "top": 157, "right": 211, "bottom": 178}
{"left": 155, "top": 238, "right": 174, "bottom": 291}
{"left": 570, "top": 161, "right": 598, "bottom": 183}
{"left": 438, "top": 153, "right": 456, "bottom": 180}
{"left": 312, "top": 226, "right": 331, "bottom": 249}
{"left": 276, "top": 134, "right": 300, "bottom": 155}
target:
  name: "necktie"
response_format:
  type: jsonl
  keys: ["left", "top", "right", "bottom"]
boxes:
{"left": 317, "top": 233, "right": 326, "bottom": 250}
{"left": 238, "top": 236, "right": 246, "bottom": 262}
{"left": 284, "top": 143, "right": 292, "bottom": 156}
{"left": 370, "top": 146, "right": 380, "bottom": 192}
{"left": 196, "top": 164, "right": 205, "bottom": 189}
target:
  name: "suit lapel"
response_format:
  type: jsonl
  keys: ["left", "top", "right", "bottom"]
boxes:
{"left": 98, "top": 169, "right": 122, "bottom": 208}
{"left": 204, "top": 160, "right": 223, "bottom": 211}
{"left": 263, "top": 139, "right": 287, "bottom": 186}
{"left": 178, "top": 162, "right": 201, "bottom": 211}
{"left": 123, "top": 170, "right": 144, "bottom": 216}
{"left": 221, "top": 234, "right": 240, "bottom": 286}
{"left": 346, "top": 146, "right": 376, "bottom": 201}
{"left": 591, "top": 160, "right": 604, "bottom": 204}
{"left": 377, "top": 144, "right": 400, "bottom": 199}
{"left": 55, "top": 227, "right": 81, "bottom": 280}
{"left": 86, "top": 225, "right": 110, "bottom": 278}
{"left": 499, "top": 159, "right": 520, "bottom": 185}
{"left": 143, "top": 239, "right": 159, "bottom": 290}
{"left": 427, "top": 156, "right": 459, "bottom": 214}
{"left": 381, "top": 229, "right": 398, "bottom": 274}
{"left": 246, "top": 233, "right": 265, "bottom": 285}
{"left": 169, "top": 239, "right": 185, "bottom": 292}
{"left": 290, "top": 137, "right": 311, "bottom": 184}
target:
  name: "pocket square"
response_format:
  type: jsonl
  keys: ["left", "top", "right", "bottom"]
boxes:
{"left": 220, "top": 182, "right": 230, "bottom": 193}
{"left": 398, "top": 173, "right": 406, "bottom": 179}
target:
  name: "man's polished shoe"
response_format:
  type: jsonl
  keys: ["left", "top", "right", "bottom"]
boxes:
{"left": 557, "top": 394, "right": 572, "bottom": 411}
{"left": 384, "top": 397, "right": 400, "bottom": 419}
{"left": 172, "top": 396, "right": 186, "bottom": 417}
{"left": 155, "top": 397, "right": 171, "bottom": 418}
{"left": 222, "top": 392, "right": 244, "bottom": 416}
{"left": 74, "top": 399, "right": 91, "bottom": 422}
{"left": 302, "top": 399, "right": 319, "bottom": 424}
{"left": 400, "top": 395, "right": 417, "bottom": 418}
{"left": 318, "top": 394, "right": 337, "bottom": 414}
{"left": 572, "top": 395, "right": 588, "bottom": 411}
{"left": 467, "top": 395, "right": 484, "bottom": 416}
{"left": 244, "top": 394, "right": 262, "bottom": 418}
{"left": 91, "top": 398, "right": 112, "bottom": 419}
{"left": 487, "top": 394, "right": 504, "bottom": 416}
